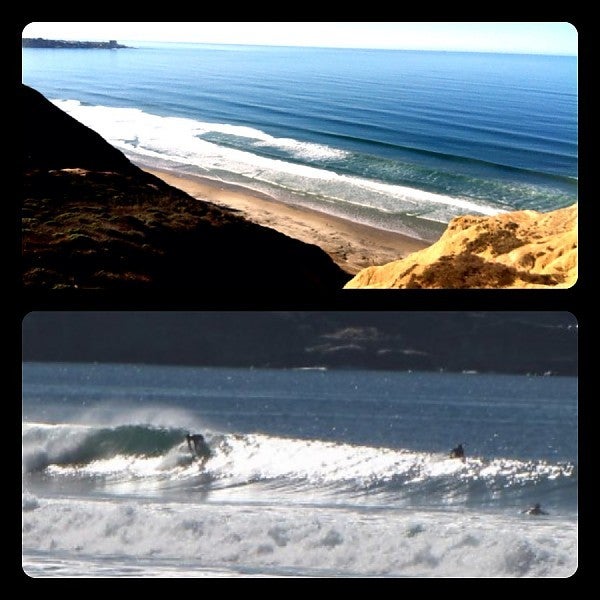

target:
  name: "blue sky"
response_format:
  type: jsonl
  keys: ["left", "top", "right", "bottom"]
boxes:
{"left": 22, "top": 22, "right": 577, "bottom": 56}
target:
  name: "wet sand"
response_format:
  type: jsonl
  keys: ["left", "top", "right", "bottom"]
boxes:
{"left": 144, "top": 167, "right": 430, "bottom": 274}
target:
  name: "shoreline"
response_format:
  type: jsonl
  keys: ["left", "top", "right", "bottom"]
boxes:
{"left": 142, "top": 167, "right": 431, "bottom": 274}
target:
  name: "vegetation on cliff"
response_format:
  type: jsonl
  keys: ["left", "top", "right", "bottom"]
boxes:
{"left": 21, "top": 84, "right": 350, "bottom": 291}
{"left": 345, "top": 205, "right": 577, "bottom": 289}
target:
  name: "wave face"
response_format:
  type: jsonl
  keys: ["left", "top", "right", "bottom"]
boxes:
{"left": 22, "top": 422, "right": 576, "bottom": 512}
{"left": 22, "top": 45, "right": 576, "bottom": 240}
{"left": 22, "top": 423, "right": 188, "bottom": 473}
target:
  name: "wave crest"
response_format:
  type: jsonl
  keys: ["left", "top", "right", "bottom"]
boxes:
{"left": 23, "top": 423, "right": 575, "bottom": 508}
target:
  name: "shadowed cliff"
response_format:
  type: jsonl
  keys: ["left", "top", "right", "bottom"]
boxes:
{"left": 21, "top": 85, "right": 351, "bottom": 291}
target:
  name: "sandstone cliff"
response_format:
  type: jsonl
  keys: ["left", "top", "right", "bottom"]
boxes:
{"left": 344, "top": 204, "right": 577, "bottom": 289}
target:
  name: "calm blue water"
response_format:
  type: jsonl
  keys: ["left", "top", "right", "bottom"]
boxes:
{"left": 22, "top": 362, "right": 577, "bottom": 577}
{"left": 22, "top": 45, "right": 577, "bottom": 240}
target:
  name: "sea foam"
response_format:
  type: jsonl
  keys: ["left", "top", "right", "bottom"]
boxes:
{"left": 51, "top": 100, "right": 505, "bottom": 235}
{"left": 22, "top": 495, "right": 577, "bottom": 577}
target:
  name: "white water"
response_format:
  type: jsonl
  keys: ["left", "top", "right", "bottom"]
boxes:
{"left": 51, "top": 100, "right": 505, "bottom": 235}
{"left": 22, "top": 492, "right": 577, "bottom": 578}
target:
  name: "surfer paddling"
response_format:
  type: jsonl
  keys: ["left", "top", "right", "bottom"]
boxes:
{"left": 186, "top": 433, "right": 211, "bottom": 467}
{"left": 523, "top": 503, "right": 548, "bottom": 516}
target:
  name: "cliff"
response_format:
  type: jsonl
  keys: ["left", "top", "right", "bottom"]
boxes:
{"left": 22, "top": 312, "right": 578, "bottom": 376}
{"left": 21, "top": 85, "right": 350, "bottom": 291}
{"left": 344, "top": 204, "right": 577, "bottom": 289}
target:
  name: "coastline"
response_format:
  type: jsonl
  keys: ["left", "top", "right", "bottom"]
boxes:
{"left": 142, "top": 167, "right": 431, "bottom": 275}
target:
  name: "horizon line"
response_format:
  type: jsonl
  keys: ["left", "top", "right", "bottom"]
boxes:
{"left": 22, "top": 37, "right": 578, "bottom": 58}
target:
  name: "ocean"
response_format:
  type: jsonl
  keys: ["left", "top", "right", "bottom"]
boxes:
{"left": 22, "top": 362, "right": 578, "bottom": 577}
{"left": 21, "top": 44, "right": 577, "bottom": 241}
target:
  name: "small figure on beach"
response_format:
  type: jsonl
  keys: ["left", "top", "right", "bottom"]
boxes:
{"left": 523, "top": 503, "right": 548, "bottom": 516}
{"left": 449, "top": 443, "right": 465, "bottom": 460}
{"left": 186, "top": 433, "right": 211, "bottom": 467}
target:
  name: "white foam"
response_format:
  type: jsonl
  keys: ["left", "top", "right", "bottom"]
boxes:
{"left": 22, "top": 496, "right": 577, "bottom": 577}
{"left": 207, "top": 434, "right": 414, "bottom": 485}
{"left": 22, "top": 492, "right": 40, "bottom": 512}
{"left": 51, "top": 100, "right": 504, "bottom": 223}
{"left": 44, "top": 446, "right": 195, "bottom": 481}
{"left": 192, "top": 121, "right": 348, "bottom": 160}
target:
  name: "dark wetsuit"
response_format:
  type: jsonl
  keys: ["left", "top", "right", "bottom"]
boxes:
{"left": 525, "top": 504, "right": 548, "bottom": 515}
{"left": 449, "top": 444, "right": 465, "bottom": 459}
{"left": 186, "top": 434, "right": 211, "bottom": 464}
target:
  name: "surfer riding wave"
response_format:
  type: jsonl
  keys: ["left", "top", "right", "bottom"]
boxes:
{"left": 186, "top": 433, "right": 211, "bottom": 467}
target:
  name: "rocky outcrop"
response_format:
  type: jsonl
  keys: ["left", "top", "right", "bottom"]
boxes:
{"left": 344, "top": 205, "right": 577, "bottom": 289}
{"left": 22, "top": 38, "right": 128, "bottom": 49}
{"left": 21, "top": 85, "right": 351, "bottom": 291}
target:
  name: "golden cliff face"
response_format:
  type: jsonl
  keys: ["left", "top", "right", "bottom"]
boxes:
{"left": 344, "top": 204, "right": 577, "bottom": 289}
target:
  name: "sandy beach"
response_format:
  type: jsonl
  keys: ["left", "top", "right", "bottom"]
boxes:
{"left": 143, "top": 168, "right": 430, "bottom": 275}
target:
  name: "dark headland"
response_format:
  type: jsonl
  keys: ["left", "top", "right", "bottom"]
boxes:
{"left": 22, "top": 312, "right": 577, "bottom": 376}
{"left": 22, "top": 38, "right": 129, "bottom": 49}
{"left": 21, "top": 84, "right": 350, "bottom": 291}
